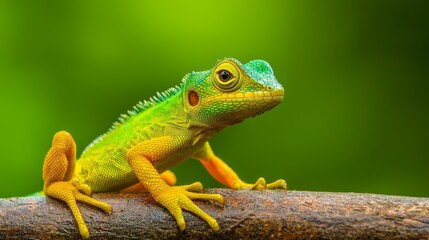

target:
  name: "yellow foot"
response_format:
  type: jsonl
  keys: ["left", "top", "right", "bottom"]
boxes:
{"left": 45, "top": 180, "right": 112, "bottom": 239}
{"left": 234, "top": 177, "right": 287, "bottom": 190}
{"left": 154, "top": 182, "right": 224, "bottom": 231}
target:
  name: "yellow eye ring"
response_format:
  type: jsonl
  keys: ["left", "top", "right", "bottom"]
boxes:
{"left": 213, "top": 61, "right": 243, "bottom": 92}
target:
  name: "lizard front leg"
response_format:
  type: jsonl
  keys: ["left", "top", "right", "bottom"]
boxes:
{"left": 42, "top": 131, "right": 112, "bottom": 239}
{"left": 193, "top": 142, "right": 287, "bottom": 190}
{"left": 126, "top": 135, "right": 224, "bottom": 231}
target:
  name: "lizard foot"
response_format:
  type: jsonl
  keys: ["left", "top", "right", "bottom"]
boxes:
{"left": 234, "top": 177, "right": 287, "bottom": 190}
{"left": 154, "top": 182, "right": 224, "bottom": 231}
{"left": 44, "top": 180, "right": 112, "bottom": 239}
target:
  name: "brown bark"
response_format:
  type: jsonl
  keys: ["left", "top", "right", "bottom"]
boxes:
{"left": 0, "top": 189, "right": 428, "bottom": 239}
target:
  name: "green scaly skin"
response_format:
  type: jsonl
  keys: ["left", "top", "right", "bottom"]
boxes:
{"left": 76, "top": 58, "right": 284, "bottom": 192}
{"left": 42, "top": 58, "right": 286, "bottom": 238}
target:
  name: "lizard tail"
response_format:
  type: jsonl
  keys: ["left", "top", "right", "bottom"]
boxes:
{"left": 27, "top": 190, "right": 45, "bottom": 197}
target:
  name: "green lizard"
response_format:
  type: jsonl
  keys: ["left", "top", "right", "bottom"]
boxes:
{"left": 42, "top": 58, "right": 286, "bottom": 238}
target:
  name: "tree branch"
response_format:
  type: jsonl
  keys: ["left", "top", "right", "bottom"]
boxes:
{"left": 0, "top": 189, "right": 428, "bottom": 239}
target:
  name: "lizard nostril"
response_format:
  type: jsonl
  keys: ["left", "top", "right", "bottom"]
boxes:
{"left": 267, "top": 86, "right": 273, "bottom": 91}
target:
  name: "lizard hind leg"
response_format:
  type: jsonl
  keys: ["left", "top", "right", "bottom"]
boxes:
{"left": 160, "top": 170, "right": 177, "bottom": 186}
{"left": 42, "top": 131, "right": 112, "bottom": 239}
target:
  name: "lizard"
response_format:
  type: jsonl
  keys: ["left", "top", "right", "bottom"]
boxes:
{"left": 42, "top": 58, "right": 286, "bottom": 239}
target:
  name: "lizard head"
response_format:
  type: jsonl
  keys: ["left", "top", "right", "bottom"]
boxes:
{"left": 183, "top": 58, "right": 284, "bottom": 127}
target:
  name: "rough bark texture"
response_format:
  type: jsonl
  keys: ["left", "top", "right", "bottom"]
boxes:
{"left": 0, "top": 189, "right": 428, "bottom": 239}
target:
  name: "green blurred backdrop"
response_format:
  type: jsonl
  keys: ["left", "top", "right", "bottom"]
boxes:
{"left": 0, "top": 1, "right": 428, "bottom": 198}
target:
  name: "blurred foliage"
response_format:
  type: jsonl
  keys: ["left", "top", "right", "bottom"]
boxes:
{"left": 0, "top": 0, "right": 428, "bottom": 197}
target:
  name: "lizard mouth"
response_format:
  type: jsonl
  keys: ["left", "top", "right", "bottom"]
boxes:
{"left": 218, "top": 89, "right": 284, "bottom": 103}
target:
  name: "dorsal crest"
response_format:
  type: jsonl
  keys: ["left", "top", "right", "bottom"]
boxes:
{"left": 110, "top": 84, "right": 183, "bottom": 130}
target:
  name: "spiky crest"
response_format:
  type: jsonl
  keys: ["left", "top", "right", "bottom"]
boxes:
{"left": 80, "top": 75, "right": 190, "bottom": 156}
{"left": 107, "top": 73, "right": 190, "bottom": 131}
{"left": 110, "top": 84, "right": 184, "bottom": 130}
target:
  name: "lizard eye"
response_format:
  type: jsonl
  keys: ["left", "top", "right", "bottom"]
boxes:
{"left": 218, "top": 70, "right": 232, "bottom": 82}
{"left": 213, "top": 61, "right": 243, "bottom": 92}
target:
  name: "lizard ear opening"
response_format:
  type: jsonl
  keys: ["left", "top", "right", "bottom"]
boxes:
{"left": 188, "top": 91, "right": 199, "bottom": 106}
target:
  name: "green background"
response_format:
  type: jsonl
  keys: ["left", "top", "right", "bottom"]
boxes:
{"left": 0, "top": 1, "right": 427, "bottom": 198}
